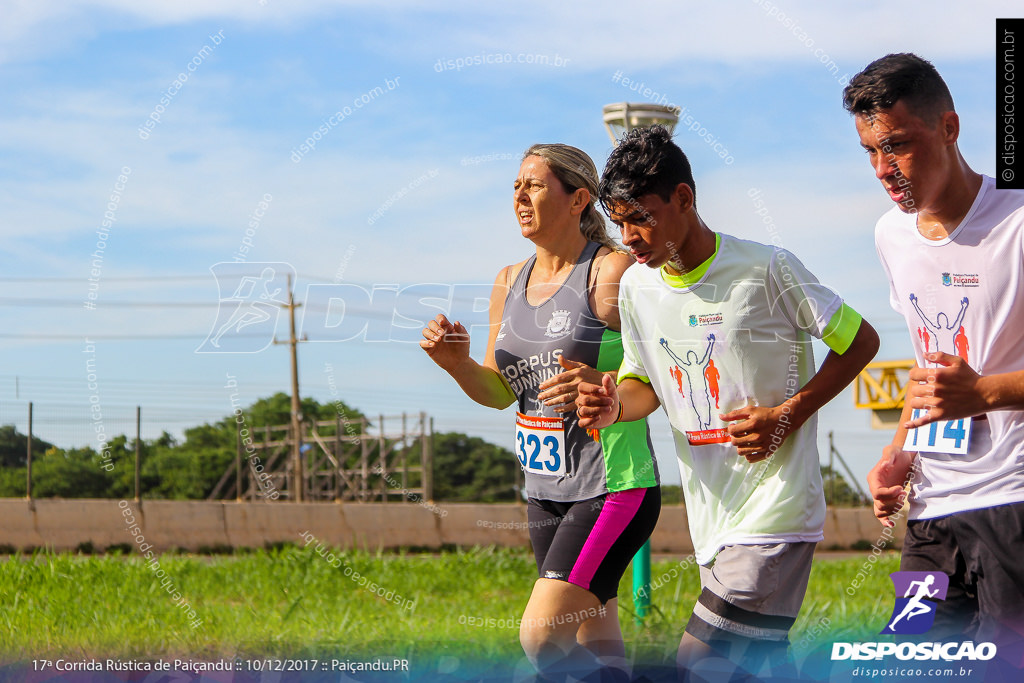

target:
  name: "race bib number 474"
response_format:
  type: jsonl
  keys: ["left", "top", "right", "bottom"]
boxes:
{"left": 515, "top": 412, "right": 566, "bottom": 477}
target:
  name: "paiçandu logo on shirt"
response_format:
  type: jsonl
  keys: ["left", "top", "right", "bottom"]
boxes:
{"left": 689, "top": 312, "right": 724, "bottom": 327}
{"left": 941, "top": 272, "right": 980, "bottom": 288}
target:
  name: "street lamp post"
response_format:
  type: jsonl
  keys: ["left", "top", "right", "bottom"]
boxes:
{"left": 602, "top": 102, "right": 681, "bottom": 144}
{"left": 602, "top": 101, "right": 680, "bottom": 623}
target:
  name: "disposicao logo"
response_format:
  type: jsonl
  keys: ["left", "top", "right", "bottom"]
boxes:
{"left": 196, "top": 263, "right": 294, "bottom": 353}
{"left": 831, "top": 571, "right": 997, "bottom": 662}
{"left": 882, "top": 571, "right": 948, "bottom": 635}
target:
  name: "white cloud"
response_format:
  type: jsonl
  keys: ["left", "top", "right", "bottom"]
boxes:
{"left": 2, "top": 2, "right": 1011, "bottom": 68}
{"left": 355, "top": 1, "right": 1008, "bottom": 73}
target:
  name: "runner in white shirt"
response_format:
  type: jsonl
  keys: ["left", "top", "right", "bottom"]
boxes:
{"left": 576, "top": 125, "right": 879, "bottom": 679}
{"left": 846, "top": 52, "right": 1024, "bottom": 661}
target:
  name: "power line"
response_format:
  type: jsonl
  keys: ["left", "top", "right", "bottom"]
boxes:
{"left": 0, "top": 298, "right": 221, "bottom": 307}
{"left": 0, "top": 276, "right": 213, "bottom": 282}
{"left": 0, "top": 374, "right": 308, "bottom": 390}
{"left": 0, "top": 333, "right": 237, "bottom": 340}
{"left": 0, "top": 273, "right": 343, "bottom": 284}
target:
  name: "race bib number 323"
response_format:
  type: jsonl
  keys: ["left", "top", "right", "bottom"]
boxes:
{"left": 515, "top": 412, "right": 566, "bottom": 477}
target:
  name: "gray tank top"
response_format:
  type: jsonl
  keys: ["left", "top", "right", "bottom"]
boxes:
{"left": 494, "top": 241, "right": 612, "bottom": 501}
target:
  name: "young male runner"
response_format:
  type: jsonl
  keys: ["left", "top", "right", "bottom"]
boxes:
{"left": 576, "top": 125, "right": 879, "bottom": 676}
{"left": 846, "top": 53, "right": 1024, "bottom": 658}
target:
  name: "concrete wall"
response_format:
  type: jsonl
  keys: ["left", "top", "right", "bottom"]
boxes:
{"left": 0, "top": 499, "right": 905, "bottom": 554}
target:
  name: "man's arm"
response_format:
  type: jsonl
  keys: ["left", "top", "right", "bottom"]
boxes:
{"left": 576, "top": 375, "right": 661, "bottom": 429}
{"left": 904, "top": 351, "right": 1024, "bottom": 428}
{"left": 865, "top": 355, "right": 927, "bottom": 530}
{"left": 867, "top": 397, "right": 917, "bottom": 527}
{"left": 722, "top": 318, "right": 880, "bottom": 462}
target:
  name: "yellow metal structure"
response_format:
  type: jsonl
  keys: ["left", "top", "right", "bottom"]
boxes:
{"left": 854, "top": 360, "right": 915, "bottom": 430}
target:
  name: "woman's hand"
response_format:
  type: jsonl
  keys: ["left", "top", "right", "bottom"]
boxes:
{"left": 420, "top": 314, "right": 471, "bottom": 372}
{"left": 538, "top": 356, "right": 607, "bottom": 415}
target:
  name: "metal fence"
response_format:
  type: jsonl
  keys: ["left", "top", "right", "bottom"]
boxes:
{"left": 207, "top": 413, "right": 433, "bottom": 503}
{"left": 1, "top": 401, "right": 432, "bottom": 502}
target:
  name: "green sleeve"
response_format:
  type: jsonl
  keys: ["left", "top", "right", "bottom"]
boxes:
{"left": 821, "top": 303, "right": 862, "bottom": 354}
{"left": 617, "top": 367, "right": 651, "bottom": 384}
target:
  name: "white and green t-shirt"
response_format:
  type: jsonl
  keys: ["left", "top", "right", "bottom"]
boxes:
{"left": 618, "top": 233, "right": 860, "bottom": 564}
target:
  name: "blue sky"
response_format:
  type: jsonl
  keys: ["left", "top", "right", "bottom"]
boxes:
{"left": 0, "top": 1, "right": 1013, "bottom": 486}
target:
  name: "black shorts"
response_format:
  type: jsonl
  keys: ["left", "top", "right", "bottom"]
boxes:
{"left": 527, "top": 486, "right": 661, "bottom": 604}
{"left": 901, "top": 500, "right": 1024, "bottom": 652}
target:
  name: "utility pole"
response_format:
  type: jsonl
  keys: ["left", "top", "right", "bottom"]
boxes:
{"left": 828, "top": 431, "right": 871, "bottom": 506}
{"left": 274, "top": 274, "right": 307, "bottom": 501}
{"left": 26, "top": 402, "right": 33, "bottom": 500}
{"left": 135, "top": 406, "right": 141, "bottom": 502}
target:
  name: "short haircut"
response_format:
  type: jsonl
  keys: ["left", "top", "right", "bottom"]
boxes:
{"left": 599, "top": 125, "right": 696, "bottom": 215}
{"left": 843, "top": 53, "right": 954, "bottom": 123}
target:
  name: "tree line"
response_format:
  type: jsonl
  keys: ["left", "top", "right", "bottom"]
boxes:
{"left": 0, "top": 393, "right": 520, "bottom": 502}
{"left": 0, "top": 392, "right": 863, "bottom": 505}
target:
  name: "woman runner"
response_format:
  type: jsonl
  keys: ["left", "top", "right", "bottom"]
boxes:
{"left": 421, "top": 143, "right": 660, "bottom": 681}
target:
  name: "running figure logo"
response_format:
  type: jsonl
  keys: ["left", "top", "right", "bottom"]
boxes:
{"left": 916, "top": 327, "right": 931, "bottom": 353}
{"left": 197, "top": 263, "right": 294, "bottom": 353}
{"left": 954, "top": 325, "right": 969, "bottom": 363}
{"left": 704, "top": 358, "right": 721, "bottom": 409}
{"left": 660, "top": 335, "right": 716, "bottom": 430}
{"left": 669, "top": 366, "right": 686, "bottom": 398}
{"left": 881, "top": 571, "right": 950, "bottom": 635}
{"left": 909, "top": 293, "right": 969, "bottom": 359}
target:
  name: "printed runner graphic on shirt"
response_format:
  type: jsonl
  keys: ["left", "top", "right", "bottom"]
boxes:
{"left": 705, "top": 358, "right": 721, "bottom": 409}
{"left": 909, "top": 293, "right": 969, "bottom": 361}
{"left": 904, "top": 294, "right": 975, "bottom": 454}
{"left": 660, "top": 335, "right": 730, "bottom": 445}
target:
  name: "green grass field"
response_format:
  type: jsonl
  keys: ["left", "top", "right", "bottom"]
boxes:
{"left": 0, "top": 546, "right": 899, "bottom": 667}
